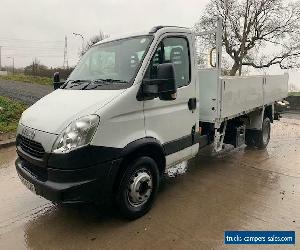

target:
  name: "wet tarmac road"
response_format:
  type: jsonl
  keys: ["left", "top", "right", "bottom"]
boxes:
{"left": 0, "top": 113, "right": 299, "bottom": 249}
{"left": 0, "top": 79, "right": 51, "bottom": 105}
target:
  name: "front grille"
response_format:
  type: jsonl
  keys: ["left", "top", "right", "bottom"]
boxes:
{"left": 21, "top": 158, "right": 48, "bottom": 181}
{"left": 17, "top": 135, "right": 45, "bottom": 159}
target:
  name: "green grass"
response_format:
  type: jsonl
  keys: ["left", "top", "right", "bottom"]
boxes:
{"left": 288, "top": 92, "right": 300, "bottom": 97}
{"left": 0, "top": 96, "right": 27, "bottom": 134}
{"left": 0, "top": 74, "right": 52, "bottom": 85}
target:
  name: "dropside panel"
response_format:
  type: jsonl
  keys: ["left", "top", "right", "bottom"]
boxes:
{"left": 220, "top": 76, "right": 264, "bottom": 119}
{"left": 264, "top": 74, "right": 289, "bottom": 105}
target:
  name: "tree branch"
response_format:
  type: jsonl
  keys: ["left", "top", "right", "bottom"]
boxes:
{"left": 242, "top": 51, "right": 300, "bottom": 69}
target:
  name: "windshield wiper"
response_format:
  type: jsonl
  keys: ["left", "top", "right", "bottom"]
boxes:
{"left": 64, "top": 80, "right": 92, "bottom": 89}
{"left": 63, "top": 79, "right": 128, "bottom": 90}
{"left": 68, "top": 79, "right": 91, "bottom": 84}
{"left": 82, "top": 79, "right": 129, "bottom": 90}
{"left": 93, "top": 79, "right": 128, "bottom": 84}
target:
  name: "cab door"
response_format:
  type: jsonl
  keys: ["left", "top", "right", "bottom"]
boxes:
{"left": 143, "top": 34, "right": 198, "bottom": 167}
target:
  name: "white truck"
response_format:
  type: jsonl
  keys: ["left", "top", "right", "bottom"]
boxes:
{"left": 15, "top": 20, "right": 288, "bottom": 219}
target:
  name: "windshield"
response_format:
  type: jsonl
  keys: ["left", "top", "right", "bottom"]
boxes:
{"left": 65, "top": 35, "right": 153, "bottom": 90}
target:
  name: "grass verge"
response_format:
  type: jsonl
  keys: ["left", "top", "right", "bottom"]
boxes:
{"left": 289, "top": 92, "right": 300, "bottom": 97}
{"left": 0, "top": 74, "right": 52, "bottom": 85}
{"left": 0, "top": 96, "right": 27, "bottom": 136}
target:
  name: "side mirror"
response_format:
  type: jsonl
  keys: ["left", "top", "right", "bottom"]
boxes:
{"left": 142, "top": 63, "right": 177, "bottom": 101}
{"left": 53, "top": 72, "right": 63, "bottom": 90}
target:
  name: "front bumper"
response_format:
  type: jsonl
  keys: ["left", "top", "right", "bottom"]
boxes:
{"left": 15, "top": 157, "right": 122, "bottom": 204}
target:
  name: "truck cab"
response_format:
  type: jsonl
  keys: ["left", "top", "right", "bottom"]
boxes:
{"left": 16, "top": 26, "right": 205, "bottom": 219}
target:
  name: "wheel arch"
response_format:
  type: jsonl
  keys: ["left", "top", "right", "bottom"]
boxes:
{"left": 113, "top": 137, "right": 166, "bottom": 192}
{"left": 246, "top": 105, "right": 273, "bottom": 131}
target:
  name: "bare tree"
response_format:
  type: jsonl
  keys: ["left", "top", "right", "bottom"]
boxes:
{"left": 195, "top": 0, "right": 300, "bottom": 75}
{"left": 30, "top": 58, "right": 41, "bottom": 76}
{"left": 81, "top": 30, "right": 109, "bottom": 56}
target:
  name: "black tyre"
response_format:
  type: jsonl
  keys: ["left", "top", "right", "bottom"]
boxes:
{"left": 245, "top": 129, "right": 256, "bottom": 147}
{"left": 255, "top": 117, "right": 271, "bottom": 149}
{"left": 116, "top": 156, "right": 159, "bottom": 220}
{"left": 245, "top": 118, "right": 271, "bottom": 149}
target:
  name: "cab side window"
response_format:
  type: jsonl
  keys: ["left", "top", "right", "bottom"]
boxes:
{"left": 145, "top": 37, "right": 190, "bottom": 88}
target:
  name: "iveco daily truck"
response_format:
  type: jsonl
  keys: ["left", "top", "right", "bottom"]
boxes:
{"left": 15, "top": 19, "right": 288, "bottom": 219}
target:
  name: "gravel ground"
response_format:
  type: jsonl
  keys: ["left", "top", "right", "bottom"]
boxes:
{"left": 0, "top": 79, "right": 52, "bottom": 105}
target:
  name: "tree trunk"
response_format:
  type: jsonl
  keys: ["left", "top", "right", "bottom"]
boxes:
{"left": 230, "top": 62, "right": 240, "bottom": 76}
{"left": 238, "top": 64, "right": 242, "bottom": 76}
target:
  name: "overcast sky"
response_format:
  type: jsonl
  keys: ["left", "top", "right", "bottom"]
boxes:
{"left": 0, "top": 0, "right": 209, "bottom": 68}
{"left": 0, "top": 0, "right": 299, "bottom": 87}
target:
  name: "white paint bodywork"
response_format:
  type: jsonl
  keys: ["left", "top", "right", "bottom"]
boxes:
{"left": 141, "top": 30, "right": 199, "bottom": 167}
{"left": 166, "top": 144, "right": 199, "bottom": 168}
{"left": 91, "top": 84, "right": 145, "bottom": 149}
{"left": 21, "top": 89, "right": 125, "bottom": 134}
{"left": 198, "top": 69, "right": 221, "bottom": 122}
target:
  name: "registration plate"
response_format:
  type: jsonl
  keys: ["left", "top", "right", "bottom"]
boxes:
{"left": 18, "top": 174, "right": 36, "bottom": 194}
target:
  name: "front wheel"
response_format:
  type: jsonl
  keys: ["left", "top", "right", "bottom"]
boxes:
{"left": 116, "top": 156, "right": 159, "bottom": 220}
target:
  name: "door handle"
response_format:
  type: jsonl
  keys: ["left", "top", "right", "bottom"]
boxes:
{"left": 188, "top": 98, "right": 197, "bottom": 111}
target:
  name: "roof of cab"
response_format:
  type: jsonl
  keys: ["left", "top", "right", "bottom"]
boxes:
{"left": 93, "top": 26, "right": 192, "bottom": 46}
{"left": 149, "top": 25, "right": 190, "bottom": 33}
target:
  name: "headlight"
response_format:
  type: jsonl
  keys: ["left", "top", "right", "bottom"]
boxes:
{"left": 53, "top": 115, "right": 99, "bottom": 153}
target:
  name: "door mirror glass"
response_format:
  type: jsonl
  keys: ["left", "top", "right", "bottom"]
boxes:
{"left": 157, "top": 63, "right": 177, "bottom": 100}
{"left": 142, "top": 63, "right": 177, "bottom": 101}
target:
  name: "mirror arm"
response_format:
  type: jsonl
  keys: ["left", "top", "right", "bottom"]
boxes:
{"left": 53, "top": 81, "right": 65, "bottom": 90}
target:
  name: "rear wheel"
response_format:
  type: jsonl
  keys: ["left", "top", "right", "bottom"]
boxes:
{"left": 245, "top": 118, "right": 271, "bottom": 149}
{"left": 255, "top": 117, "right": 271, "bottom": 149}
{"left": 245, "top": 130, "right": 256, "bottom": 147}
{"left": 116, "top": 156, "right": 159, "bottom": 220}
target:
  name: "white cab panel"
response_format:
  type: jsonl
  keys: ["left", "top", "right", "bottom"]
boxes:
{"left": 91, "top": 84, "right": 146, "bottom": 148}
{"left": 166, "top": 144, "right": 199, "bottom": 168}
{"left": 143, "top": 32, "right": 198, "bottom": 166}
{"left": 144, "top": 85, "right": 195, "bottom": 143}
{"left": 20, "top": 89, "right": 124, "bottom": 134}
